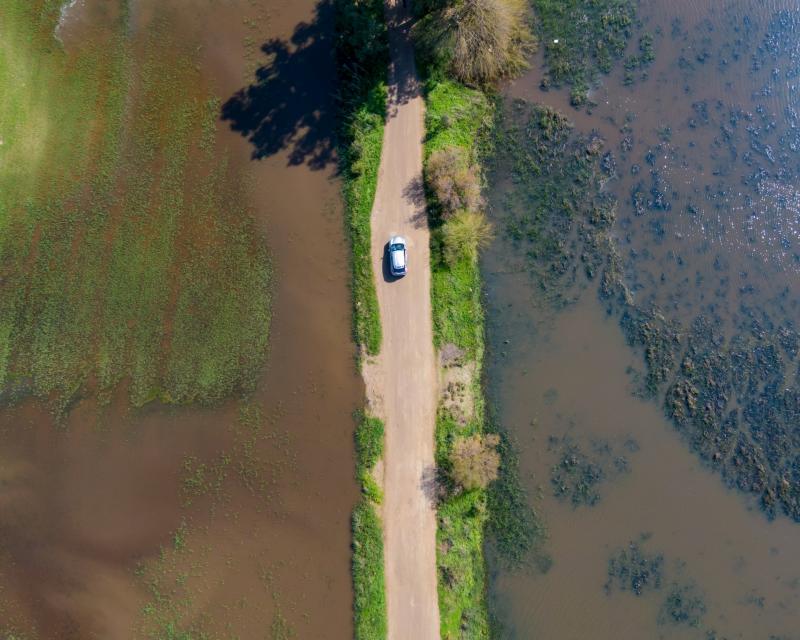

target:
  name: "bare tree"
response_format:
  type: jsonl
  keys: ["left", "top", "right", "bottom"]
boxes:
{"left": 418, "top": 0, "right": 536, "bottom": 86}
{"left": 450, "top": 433, "right": 501, "bottom": 490}
{"left": 426, "top": 146, "right": 483, "bottom": 219}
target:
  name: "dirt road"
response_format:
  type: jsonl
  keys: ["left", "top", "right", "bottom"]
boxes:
{"left": 364, "top": 1, "right": 440, "bottom": 638}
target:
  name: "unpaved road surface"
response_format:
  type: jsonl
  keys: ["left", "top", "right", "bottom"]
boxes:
{"left": 366, "top": 1, "right": 440, "bottom": 638}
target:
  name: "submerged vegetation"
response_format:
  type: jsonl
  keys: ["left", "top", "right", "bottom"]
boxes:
{"left": 488, "top": 0, "right": 800, "bottom": 532}
{"left": 493, "top": 92, "right": 800, "bottom": 524}
{"left": 493, "top": 100, "right": 614, "bottom": 308}
{"left": 0, "top": 0, "right": 270, "bottom": 414}
{"left": 549, "top": 434, "right": 636, "bottom": 507}
{"left": 605, "top": 537, "right": 708, "bottom": 631}
{"left": 137, "top": 401, "right": 298, "bottom": 639}
{"left": 531, "top": 0, "right": 642, "bottom": 104}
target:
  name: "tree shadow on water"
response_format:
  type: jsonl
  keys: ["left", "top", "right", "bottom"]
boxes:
{"left": 222, "top": 1, "right": 336, "bottom": 169}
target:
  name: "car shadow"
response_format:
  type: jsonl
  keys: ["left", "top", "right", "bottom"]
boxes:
{"left": 382, "top": 242, "right": 401, "bottom": 283}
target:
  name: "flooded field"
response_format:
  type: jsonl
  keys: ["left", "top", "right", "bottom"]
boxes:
{"left": 0, "top": 1, "right": 361, "bottom": 638}
{"left": 485, "top": 0, "right": 800, "bottom": 637}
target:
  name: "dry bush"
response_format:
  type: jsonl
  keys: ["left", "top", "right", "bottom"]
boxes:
{"left": 450, "top": 433, "right": 501, "bottom": 491}
{"left": 419, "top": 0, "right": 536, "bottom": 85}
{"left": 442, "top": 209, "right": 494, "bottom": 266}
{"left": 426, "top": 146, "right": 483, "bottom": 219}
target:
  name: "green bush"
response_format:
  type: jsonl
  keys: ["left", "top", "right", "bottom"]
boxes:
{"left": 441, "top": 210, "right": 494, "bottom": 267}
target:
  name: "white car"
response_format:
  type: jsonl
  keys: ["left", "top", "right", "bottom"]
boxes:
{"left": 388, "top": 236, "right": 407, "bottom": 277}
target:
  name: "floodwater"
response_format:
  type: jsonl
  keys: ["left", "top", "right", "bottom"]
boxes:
{"left": 0, "top": 1, "right": 361, "bottom": 638}
{"left": 486, "top": 0, "right": 800, "bottom": 638}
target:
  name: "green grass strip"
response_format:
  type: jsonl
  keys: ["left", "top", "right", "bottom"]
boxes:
{"left": 351, "top": 411, "right": 387, "bottom": 637}
{"left": 335, "top": 0, "right": 388, "bottom": 357}
{"left": 355, "top": 411, "right": 385, "bottom": 504}
{"left": 421, "top": 47, "right": 494, "bottom": 640}
{"left": 352, "top": 499, "right": 388, "bottom": 640}
{"left": 425, "top": 80, "right": 491, "bottom": 360}
{"left": 335, "top": 3, "right": 389, "bottom": 637}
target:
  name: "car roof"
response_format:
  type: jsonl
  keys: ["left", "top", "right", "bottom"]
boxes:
{"left": 392, "top": 249, "right": 406, "bottom": 268}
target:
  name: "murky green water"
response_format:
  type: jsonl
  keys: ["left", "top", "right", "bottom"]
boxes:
{"left": 485, "top": 1, "right": 800, "bottom": 637}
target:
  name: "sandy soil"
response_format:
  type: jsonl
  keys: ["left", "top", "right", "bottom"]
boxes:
{"left": 362, "top": 1, "right": 441, "bottom": 638}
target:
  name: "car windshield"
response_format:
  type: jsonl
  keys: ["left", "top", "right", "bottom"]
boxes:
{"left": 390, "top": 243, "right": 404, "bottom": 251}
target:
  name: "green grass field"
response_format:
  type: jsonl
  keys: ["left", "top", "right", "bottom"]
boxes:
{"left": 0, "top": 1, "right": 270, "bottom": 413}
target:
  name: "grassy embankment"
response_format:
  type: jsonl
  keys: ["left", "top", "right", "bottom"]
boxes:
{"left": 337, "top": 0, "right": 387, "bottom": 357}
{"left": 352, "top": 413, "right": 387, "bottom": 639}
{"left": 424, "top": 80, "right": 494, "bottom": 638}
{"left": 0, "top": 0, "right": 270, "bottom": 417}
{"left": 412, "top": 1, "right": 546, "bottom": 636}
{"left": 334, "top": 1, "right": 389, "bottom": 638}
{"left": 422, "top": 58, "right": 540, "bottom": 640}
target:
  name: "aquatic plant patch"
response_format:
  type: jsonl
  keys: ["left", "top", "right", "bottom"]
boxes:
{"left": 604, "top": 539, "right": 664, "bottom": 596}
{"left": 492, "top": 37, "right": 800, "bottom": 521}
{"left": 486, "top": 422, "right": 547, "bottom": 568}
{"left": 549, "top": 434, "right": 636, "bottom": 507}
{"left": 0, "top": 1, "right": 271, "bottom": 413}
{"left": 491, "top": 99, "right": 614, "bottom": 309}
{"left": 605, "top": 538, "right": 708, "bottom": 631}
{"left": 664, "top": 310, "right": 800, "bottom": 522}
{"left": 530, "top": 0, "right": 643, "bottom": 104}
{"left": 658, "top": 581, "right": 707, "bottom": 628}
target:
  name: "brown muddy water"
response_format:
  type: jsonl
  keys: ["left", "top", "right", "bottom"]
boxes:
{"left": 485, "top": 0, "right": 800, "bottom": 638}
{"left": 0, "top": 1, "right": 361, "bottom": 638}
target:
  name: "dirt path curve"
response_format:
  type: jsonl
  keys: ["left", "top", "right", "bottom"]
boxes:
{"left": 365, "top": 1, "right": 440, "bottom": 638}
